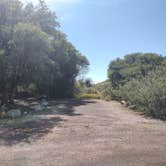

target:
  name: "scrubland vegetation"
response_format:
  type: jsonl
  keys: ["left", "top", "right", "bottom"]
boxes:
{"left": 76, "top": 78, "right": 101, "bottom": 99}
{"left": 0, "top": 1, "right": 166, "bottom": 165}
{"left": 97, "top": 53, "right": 166, "bottom": 119}
{"left": 0, "top": 0, "right": 165, "bottom": 121}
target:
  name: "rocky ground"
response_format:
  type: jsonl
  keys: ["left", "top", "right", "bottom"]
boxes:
{"left": 0, "top": 99, "right": 166, "bottom": 166}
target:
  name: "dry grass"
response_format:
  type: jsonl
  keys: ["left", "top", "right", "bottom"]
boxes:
{"left": 79, "top": 93, "right": 101, "bottom": 99}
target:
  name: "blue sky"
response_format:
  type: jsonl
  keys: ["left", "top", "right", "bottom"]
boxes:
{"left": 27, "top": 0, "right": 166, "bottom": 83}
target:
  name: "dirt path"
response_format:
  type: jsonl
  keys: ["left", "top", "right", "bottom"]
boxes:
{"left": 0, "top": 100, "right": 166, "bottom": 166}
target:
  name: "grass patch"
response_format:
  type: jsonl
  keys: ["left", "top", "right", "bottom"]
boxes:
{"left": 79, "top": 93, "right": 101, "bottom": 99}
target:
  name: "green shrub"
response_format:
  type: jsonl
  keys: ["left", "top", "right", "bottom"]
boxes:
{"left": 100, "top": 86, "right": 121, "bottom": 101}
{"left": 120, "top": 64, "right": 166, "bottom": 119}
{"left": 105, "top": 54, "right": 166, "bottom": 119}
{"left": 96, "top": 80, "right": 122, "bottom": 101}
{"left": 84, "top": 87, "right": 99, "bottom": 94}
{"left": 104, "top": 96, "right": 112, "bottom": 101}
{"left": 108, "top": 53, "right": 164, "bottom": 88}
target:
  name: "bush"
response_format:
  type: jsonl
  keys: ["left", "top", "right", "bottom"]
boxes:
{"left": 108, "top": 53, "right": 164, "bottom": 88}
{"left": 105, "top": 53, "right": 166, "bottom": 119}
{"left": 120, "top": 64, "right": 166, "bottom": 119}
{"left": 97, "top": 85, "right": 121, "bottom": 101}
{"left": 84, "top": 87, "right": 99, "bottom": 94}
{"left": 95, "top": 81, "right": 118, "bottom": 100}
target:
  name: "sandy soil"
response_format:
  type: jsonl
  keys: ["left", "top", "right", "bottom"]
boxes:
{"left": 0, "top": 99, "right": 166, "bottom": 166}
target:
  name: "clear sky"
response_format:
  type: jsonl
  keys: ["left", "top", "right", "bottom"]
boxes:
{"left": 24, "top": 0, "right": 166, "bottom": 83}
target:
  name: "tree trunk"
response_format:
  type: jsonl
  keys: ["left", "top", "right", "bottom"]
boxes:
{"left": 1, "top": 89, "right": 9, "bottom": 106}
{"left": 9, "top": 93, "right": 14, "bottom": 105}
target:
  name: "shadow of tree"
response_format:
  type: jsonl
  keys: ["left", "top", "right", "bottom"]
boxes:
{"left": 0, "top": 117, "right": 63, "bottom": 146}
{"left": 15, "top": 99, "right": 98, "bottom": 116}
{"left": 51, "top": 99, "right": 98, "bottom": 106}
{"left": 0, "top": 99, "right": 97, "bottom": 146}
{"left": 47, "top": 99, "right": 98, "bottom": 116}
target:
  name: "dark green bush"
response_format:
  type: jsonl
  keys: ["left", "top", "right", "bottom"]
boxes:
{"left": 120, "top": 64, "right": 166, "bottom": 119}
{"left": 96, "top": 81, "right": 121, "bottom": 101}
{"left": 108, "top": 53, "right": 164, "bottom": 88}
{"left": 105, "top": 53, "right": 166, "bottom": 119}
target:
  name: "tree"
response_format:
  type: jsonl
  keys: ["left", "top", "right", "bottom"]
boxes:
{"left": 85, "top": 78, "right": 93, "bottom": 88}
{"left": 0, "top": 23, "right": 52, "bottom": 104}
{"left": 48, "top": 31, "right": 89, "bottom": 97}
{"left": 0, "top": 0, "right": 89, "bottom": 105}
{"left": 108, "top": 53, "right": 164, "bottom": 87}
{"left": 24, "top": 0, "right": 59, "bottom": 36}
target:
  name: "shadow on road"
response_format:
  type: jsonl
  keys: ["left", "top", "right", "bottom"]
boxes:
{"left": 0, "top": 117, "right": 63, "bottom": 146}
{"left": 49, "top": 99, "right": 98, "bottom": 116}
{"left": 0, "top": 99, "right": 97, "bottom": 146}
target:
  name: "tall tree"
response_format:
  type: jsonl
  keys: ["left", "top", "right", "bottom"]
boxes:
{"left": 0, "top": 0, "right": 89, "bottom": 105}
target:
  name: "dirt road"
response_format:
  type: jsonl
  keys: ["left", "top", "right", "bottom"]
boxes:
{"left": 0, "top": 100, "right": 166, "bottom": 166}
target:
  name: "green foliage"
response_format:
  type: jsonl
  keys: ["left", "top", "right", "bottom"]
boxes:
{"left": 96, "top": 80, "right": 120, "bottom": 100}
{"left": 120, "top": 63, "right": 166, "bottom": 119}
{"left": 106, "top": 53, "right": 166, "bottom": 119}
{"left": 76, "top": 79, "right": 100, "bottom": 99}
{"left": 108, "top": 53, "right": 164, "bottom": 87}
{"left": 0, "top": 0, "right": 89, "bottom": 105}
{"left": 79, "top": 93, "right": 101, "bottom": 99}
